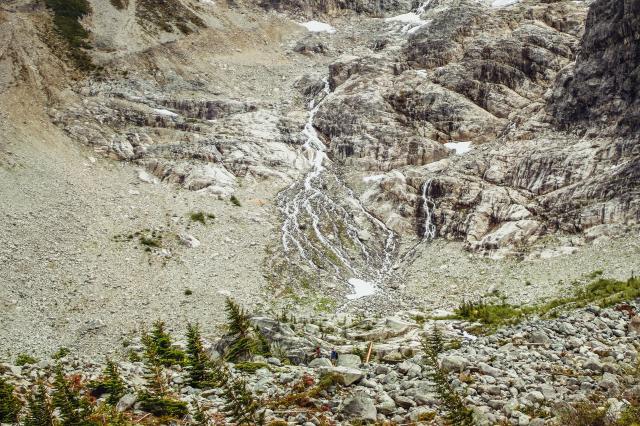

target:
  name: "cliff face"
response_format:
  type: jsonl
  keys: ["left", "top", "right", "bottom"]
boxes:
{"left": 549, "top": 0, "right": 640, "bottom": 136}
{"left": 258, "top": 0, "right": 413, "bottom": 16}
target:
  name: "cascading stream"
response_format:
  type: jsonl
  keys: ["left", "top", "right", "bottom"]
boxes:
{"left": 421, "top": 179, "right": 436, "bottom": 240}
{"left": 277, "top": 79, "right": 397, "bottom": 298}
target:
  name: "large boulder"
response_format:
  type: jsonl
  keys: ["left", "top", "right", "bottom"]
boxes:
{"left": 340, "top": 391, "right": 377, "bottom": 422}
{"left": 321, "top": 366, "right": 364, "bottom": 386}
{"left": 337, "top": 354, "right": 361, "bottom": 368}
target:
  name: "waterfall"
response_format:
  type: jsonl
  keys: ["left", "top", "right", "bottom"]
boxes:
{"left": 421, "top": 179, "right": 436, "bottom": 240}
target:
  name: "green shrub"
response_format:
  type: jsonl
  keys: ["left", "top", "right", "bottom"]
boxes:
{"left": 213, "top": 360, "right": 265, "bottom": 425}
{"left": 91, "top": 359, "right": 126, "bottom": 405}
{"left": 234, "top": 362, "right": 269, "bottom": 374}
{"left": 15, "top": 353, "right": 38, "bottom": 366}
{"left": 140, "top": 235, "right": 161, "bottom": 248}
{"left": 189, "top": 211, "right": 214, "bottom": 225}
{"left": 224, "top": 298, "right": 270, "bottom": 362}
{"left": 453, "top": 276, "right": 640, "bottom": 333}
{"left": 230, "top": 195, "right": 242, "bottom": 207}
{"left": 53, "top": 347, "right": 70, "bottom": 360}
{"left": 52, "top": 365, "right": 95, "bottom": 425}
{"left": 455, "top": 299, "right": 523, "bottom": 326}
{"left": 137, "top": 392, "right": 188, "bottom": 418}
{"left": 557, "top": 400, "right": 608, "bottom": 426}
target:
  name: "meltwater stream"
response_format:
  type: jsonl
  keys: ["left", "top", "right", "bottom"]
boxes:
{"left": 277, "top": 79, "right": 397, "bottom": 299}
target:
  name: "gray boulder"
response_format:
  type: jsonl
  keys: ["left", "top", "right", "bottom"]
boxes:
{"left": 341, "top": 392, "right": 377, "bottom": 422}
{"left": 116, "top": 393, "right": 137, "bottom": 412}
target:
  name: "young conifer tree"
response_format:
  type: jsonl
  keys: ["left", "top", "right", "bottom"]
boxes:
{"left": 0, "top": 378, "right": 21, "bottom": 424}
{"left": 24, "top": 383, "right": 55, "bottom": 426}
{"left": 52, "top": 364, "right": 93, "bottom": 425}
{"left": 185, "top": 323, "right": 213, "bottom": 388}
{"left": 213, "top": 360, "right": 265, "bottom": 425}
{"left": 103, "top": 359, "right": 126, "bottom": 405}
{"left": 422, "top": 325, "right": 475, "bottom": 426}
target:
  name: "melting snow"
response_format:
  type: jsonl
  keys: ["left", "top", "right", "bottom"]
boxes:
{"left": 300, "top": 21, "right": 336, "bottom": 34}
{"left": 444, "top": 141, "right": 473, "bottom": 155}
{"left": 386, "top": 12, "right": 425, "bottom": 24}
{"left": 363, "top": 174, "right": 386, "bottom": 183}
{"left": 346, "top": 278, "right": 377, "bottom": 300}
{"left": 153, "top": 108, "right": 178, "bottom": 117}
{"left": 491, "top": 0, "right": 520, "bottom": 7}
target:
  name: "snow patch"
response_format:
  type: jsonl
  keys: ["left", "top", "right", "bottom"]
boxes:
{"left": 491, "top": 0, "right": 519, "bottom": 7}
{"left": 363, "top": 174, "right": 386, "bottom": 183}
{"left": 386, "top": 12, "right": 425, "bottom": 24}
{"left": 153, "top": 108, "right": 178, "bottom": 117}
{"left": 444, "top": 141, "right": 473, "bottom": 155}
{"left": 346, "top": 278, "right": 377, "bottom": 300}
{"left": 300, "top": 21, "right": 336, "bottom": 34}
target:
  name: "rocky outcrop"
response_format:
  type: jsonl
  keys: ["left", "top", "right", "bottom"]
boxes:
{"left": 258, "top": 0, "right": 413, "bottom": 16}
{"left": 549, "top": 0, "right": 640, "bottom": 135}
{"left": 323, "top": 0, "right": 639, "bottom": 253}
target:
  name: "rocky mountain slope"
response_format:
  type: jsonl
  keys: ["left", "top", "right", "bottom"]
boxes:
{"left": 1, "top": 0, "right": 640, "bottom": 424}
{"left": 0, "top": 0, "right": 639, "bottom": 357}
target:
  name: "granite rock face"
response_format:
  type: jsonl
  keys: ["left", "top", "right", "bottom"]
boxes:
{"left": 549, "top": 0, "right": 640, "bottom": 136}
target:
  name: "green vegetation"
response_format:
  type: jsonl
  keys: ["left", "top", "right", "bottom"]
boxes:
{"left": 109, "top": 0, "right": 128, "bottom": 10}
{"left": 224, "top": 298, "right": 270, "bottom": 362}
{"left": 15, "top": 353, "right": 38, "bottom": 366}
{"left": 230, "top": 195, "right": 242, "bottom": 207}
{"left": 137, "top": 392, "right": 188, "bottom": 418}
{"left": 215, "top": 360, "right": 265, "bottom": 425}
{"left": 24, "top": 383, "right": 55, "bottom": 426}
{"left": 422, "top": 326, "right": 474, "bottom": 426}
{"left": 234, "top": 361, "right": 270, "bottom": 374}
{"left": 189, "top": 211, "right": 215, "bottom": 225}
{"left": 142, "top": 321, "right": 187, "bottom": 367}
{"left": 184, "top": 288, "right": 193, "bottom": 296}
{"left": 43, "top": 0, "right": 94, "bottom": 71}
{"left": 136, "top": 0, "right": 205, "bottom": 35}
{"left": 53, "top": 347, "right": 70, "bottom": 360}
{"left": 140, "top": 235, "right": 162, "bottom": 248}
{"left": 52, "top": 365, "right": 96, "bottom": 425}
{"left": 185, "top": 323, "right": 214, "bottom": 388}
{"left": 452, "top": 276, "right": 640, "bottom": 332}
{"left": 0, "top": 378, "right": 21, "bottom": 424}
{"left": 558, "top": 398, "right": 640, "bottom": 426}
{"left": 91, "top": 359, "right": 126, "bottom": 405}
{"left": 270, "top": 372, "right": 340, "bottom": 409}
